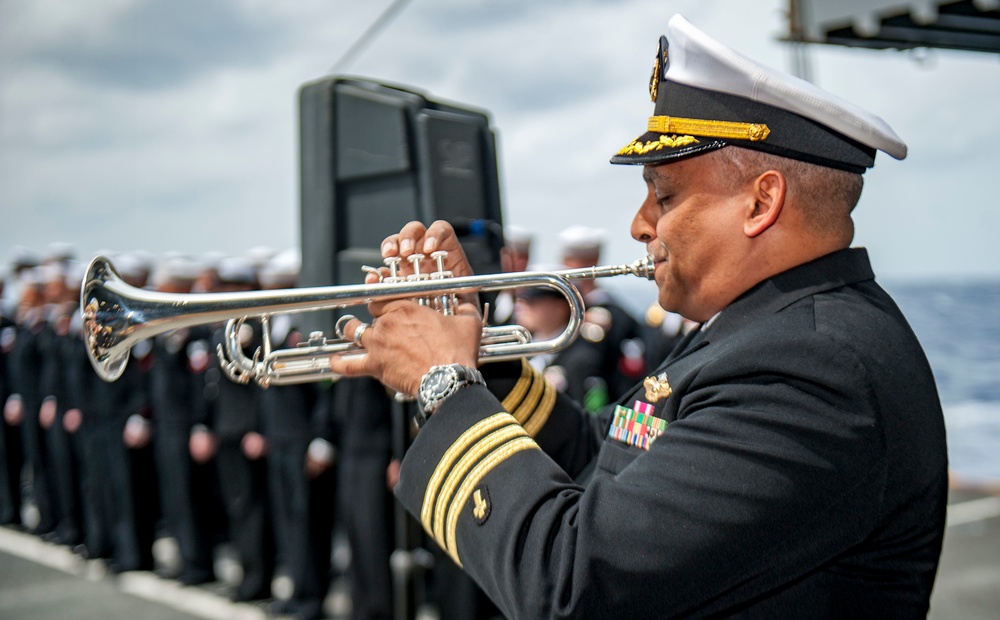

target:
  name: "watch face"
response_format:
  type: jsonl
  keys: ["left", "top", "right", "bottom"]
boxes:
{"left": 418, "top": 365, "right": 482, "bottom": 418}
{"left": 426, "top": 367, "right": 455, "bottom": 394}
{"left": 419, "top": 365, "right": 459, "bottom": 414}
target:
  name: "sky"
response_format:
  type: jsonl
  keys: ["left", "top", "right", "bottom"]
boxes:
{"left": 2, "top": 0, "right": 999, "bottom": 286}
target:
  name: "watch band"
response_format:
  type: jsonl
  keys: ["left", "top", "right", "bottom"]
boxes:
{"left": 415, "top": 364, "right": 485, "bottom": 428}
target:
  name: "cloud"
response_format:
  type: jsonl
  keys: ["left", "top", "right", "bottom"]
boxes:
{"left": 0, "top": 0, "right": 997, "bottom": 282}
{"left": 4, "top": 0, "right": 291, "bottom": 91}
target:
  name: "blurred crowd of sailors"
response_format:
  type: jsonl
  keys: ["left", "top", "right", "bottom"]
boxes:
{"left": 0, "top": 229, "right": 690, "bottom": 620}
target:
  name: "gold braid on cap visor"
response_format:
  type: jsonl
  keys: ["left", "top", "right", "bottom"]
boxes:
{"left": 616, "top": 116, "right": 771, "bottom": 156}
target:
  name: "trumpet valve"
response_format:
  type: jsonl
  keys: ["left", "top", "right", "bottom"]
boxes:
{"left": 430, "top": 251, "right": 450, "bottom": 274}
{"left": 406, "top": 254, "right": 428, "bottom": 280}
{"left": 405, "top": 254, "right": 433, "bottom": 306}
{"left": 383, "top": 256, "right": 403, "bottom": 283}
{"left": 431, "top": 250, "right": 451, "bottom": 273}
{"left": 426, "top": 251, "right": 456, "bottom": 313}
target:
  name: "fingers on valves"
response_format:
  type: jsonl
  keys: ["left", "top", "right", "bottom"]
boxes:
{"left": 336, "top": 314, "right": 371, "bottom": 348}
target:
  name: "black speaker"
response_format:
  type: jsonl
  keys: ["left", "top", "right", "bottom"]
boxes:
{"left": 297, "top": 77, "right": 505, "bottom": 333}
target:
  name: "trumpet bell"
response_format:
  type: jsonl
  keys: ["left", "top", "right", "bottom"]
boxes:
{"left": 82, "top": 256, "right": 137, "bottom": 382}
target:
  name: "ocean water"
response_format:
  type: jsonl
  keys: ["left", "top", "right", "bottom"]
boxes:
{"left": 883, "top": 279, "right": 1000, "bottom": 483}
{"left": 606, "top": 277, "right": 1000, "bottom": 483}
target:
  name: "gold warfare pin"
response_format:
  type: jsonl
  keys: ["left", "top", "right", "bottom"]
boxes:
{"left": 643, "top": 372, "right": 673, "bottom": 402}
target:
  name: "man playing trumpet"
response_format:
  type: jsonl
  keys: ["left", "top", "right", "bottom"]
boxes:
{"left": 330, "top": 15, "right": 947, "bottom": 619}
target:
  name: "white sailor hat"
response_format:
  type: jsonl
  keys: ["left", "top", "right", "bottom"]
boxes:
{"left": 38, "top": 263, "right": 66, "bottom": 284}
{"left": 246, "top": 245, "right": 277, "bottom": 270}
{"left": 503, "top": 225, "right": 533, "bottom": 255}
{"left": 18, "top": 267, "right": 43, "bottom": 287}
{"left": 153, "top": 256, "right": 200, "bottom": 288}
{"left": 516, "top": 262, "right": 566, "bottom": 301}
{"left": 612, "top": 15, "right": 907, "bottom": 172}
{"left": 558, "top": 225, "right": 606, "bottom": 261}
{"left": 114, "top": 253, "right": 148, "bottom": 281}
{"left": 216, "top": 256, "right": 258, "bottom": 286}
{"left": 199, "top": 250, "right": 227, "bottom": 270}
{"left": 10, "top": 247, "right": 39, "bottom": 272}
{"left": 65, "top": 261, "right": 86, "bottom": 288}
{"left": 130, "top": 250, "right": 156, "bottom": 273}
{"left": 45, "top": 242, "right": 76, "bottom": 263}
{"left": 258, "top": 248, "right": 301, "bottom": 288}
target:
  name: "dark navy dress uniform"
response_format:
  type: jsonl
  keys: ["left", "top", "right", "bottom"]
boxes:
{"left": 393, "top": 248, "right": 947, "bottom": 618}
{"left": 0, "top": 313, "right": 23, "bottom": 526}
{"left": 77, "top": 341, "right": 152, "bottom": 570}
{"left": 336, "top": 377, "right": 396, "bottom": 620}
{"left": 38, "top": 309, "right": 87, "bottom": 546}
{"left": 7, "top": 312, "right": 58, "bottom": 534}
{"left": 203, "top": 325, "right": 275, "bottom": 601}
{"left": 149, "top": 327, "right": 217, "bottom": 584}
{"left": 259, "top": 322, "right": 337, "bottom": 620}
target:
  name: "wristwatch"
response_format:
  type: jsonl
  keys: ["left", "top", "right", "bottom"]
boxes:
{"left": 415, "top": 364, "right": 485, "bottom": 427}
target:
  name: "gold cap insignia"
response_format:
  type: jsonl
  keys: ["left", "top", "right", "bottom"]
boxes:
{"left": 649, "top": 54, "right": 660, "bottom": 102}
{"left": 643, "top": 372, "right": 673, "bottom": 403}
{"left": 649, "top": 36, "right": 669, "bottom": 102}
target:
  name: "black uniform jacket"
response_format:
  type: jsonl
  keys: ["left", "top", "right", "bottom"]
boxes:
{"left": 394, "top": 248, "right": 948, "bottom": 619}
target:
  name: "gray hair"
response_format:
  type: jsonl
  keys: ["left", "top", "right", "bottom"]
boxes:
{"left": 711, "top": 147, "right": 863, "bottom": 239}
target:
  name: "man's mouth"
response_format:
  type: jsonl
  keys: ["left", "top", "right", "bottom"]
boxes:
{"left": 647, "top": 242, "right": 668, "bottom": 266}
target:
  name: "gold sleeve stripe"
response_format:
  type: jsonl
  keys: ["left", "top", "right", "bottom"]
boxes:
{"left": 521, "top": 379, "right": 556, "bottom": 437}
{"left": 510, "top": 366, "right": 545, "bottom": 427}
{"left": 501, "top": 359, "right": 535, "bottom": 412}
{"left": 420, "top": 412, "right": 517, "bottom": 532}
{"left": 431, "top": 423, "right": 527, "bottom": 545}
{"left": 444, "top": 436, "right": 540, "bottom": 567}
{"left": 647, "top": 115, "right": 771, "bottom": 142}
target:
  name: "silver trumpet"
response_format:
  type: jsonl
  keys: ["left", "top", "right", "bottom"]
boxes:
{"left": 81, "top": 252, "right": 654, "bottom": 388}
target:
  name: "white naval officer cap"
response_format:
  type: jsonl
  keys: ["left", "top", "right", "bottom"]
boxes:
{"left": 612, "top": 15, "right": 907, "bottom": 172}
{"left": 558, "top": 225, "right": 606, "bottom": 261}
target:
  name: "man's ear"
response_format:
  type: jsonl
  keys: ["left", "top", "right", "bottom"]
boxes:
{"left": 744, "top": 170, "right": 786, "bottom": 238}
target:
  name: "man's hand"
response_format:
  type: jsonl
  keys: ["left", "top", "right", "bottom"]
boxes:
{"left": 63, "top": 408, "right": 83, "bottom": 434}
{"left": 304, "top": 438, "right": 335, "bottom": 479}
{"left": 386, "top": 459, "right": 401, "bottom": 490}
{"left": 329, "top": 220, "right": 484, "bottom": 396}
{"left": 305, "top": 454, "right": 329, "bottom": 479}
{"left": 189, "top": 428, "right": 217, "bottom": 463}
{"left": 375, "top": 220, "right": 476, "bottom": 281}
{"left": 4, "top": 395, "right": 24, "bottom": 426}
{"left": 39, "top": 398, "right": 57, "bottom": 429}
{"left": 241, "top": 431, "right": 268, "bottom": 460}
{"left": 333, "top": 301, "right": 483, "bottom": 397}
{"left": 123, "top": 414, "right": 151, "bottom": 449}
